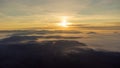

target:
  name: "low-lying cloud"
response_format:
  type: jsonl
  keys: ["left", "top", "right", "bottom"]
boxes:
{"left": 0, "top": 39, "right": 120, "bottom": 68}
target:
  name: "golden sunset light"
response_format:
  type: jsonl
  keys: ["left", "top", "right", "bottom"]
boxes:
{"left": 58, "top": 16, "right": 71, "bottom": 27}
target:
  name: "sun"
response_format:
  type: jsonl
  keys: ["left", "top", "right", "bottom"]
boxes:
{"left": 61, "top": 22, "right": 68, "bottom": 27}
{"left": 60, "top": 19, "right": 68, "bottom": 27}
{"left": 58, "top": 16, "right": 70, "bottom": 27}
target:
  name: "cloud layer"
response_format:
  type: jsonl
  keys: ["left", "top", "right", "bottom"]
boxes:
{"left": 0, "top": 39, "right": 120, "bottom": 68}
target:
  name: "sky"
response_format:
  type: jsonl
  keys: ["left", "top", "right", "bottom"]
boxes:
{"left": 0, "top": 0, "right": 120, "bottom": 30}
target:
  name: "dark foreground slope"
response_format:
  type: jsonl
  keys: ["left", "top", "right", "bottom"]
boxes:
{"left": 0, "top": 37, "right": 120, "bottom": 68}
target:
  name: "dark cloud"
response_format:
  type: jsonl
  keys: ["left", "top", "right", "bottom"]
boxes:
{"left": 0, "top": 35, "right": 84, "bottom": 44}
{"left": 0, "top": 30, "right": 82, "bottom": 36}
{"left": 0, "top": 36, "right": 38, "bottom": 44}
{"left": 0, "top": 40, "right": 120, "bottom": 68}
{"left": 87, "top": 32, "right": 97, "bottom": 35}
{"left": 81, "top": 26, "right": 120, "bottom": 30}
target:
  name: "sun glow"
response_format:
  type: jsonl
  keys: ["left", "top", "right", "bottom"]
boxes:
{"left": 58, "top": 16, "right": 70, "bottom": 27}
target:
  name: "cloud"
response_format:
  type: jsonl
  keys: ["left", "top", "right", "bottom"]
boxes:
{"left": 81, "top": 26, "right": 120, "bottom": 30}
{"left": 0, "top": 0, "right": 119, "bottom": 17}
{"left": 87, "top": 32, "right": 97, "bottom": 34}
{"left": 68, "top": 22, "right": 120, "bottom": 30}
{"left": 0, "top": 35, "right": 84, "bottom": 44}
{"left": 0, "top": 30, "right": 82, "bottom": 36}
{"left": 0, "top": 0, "right": 88, "bottom": 16}
{"left": 0, "top": 40, "right": 120, "bottom": 68}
